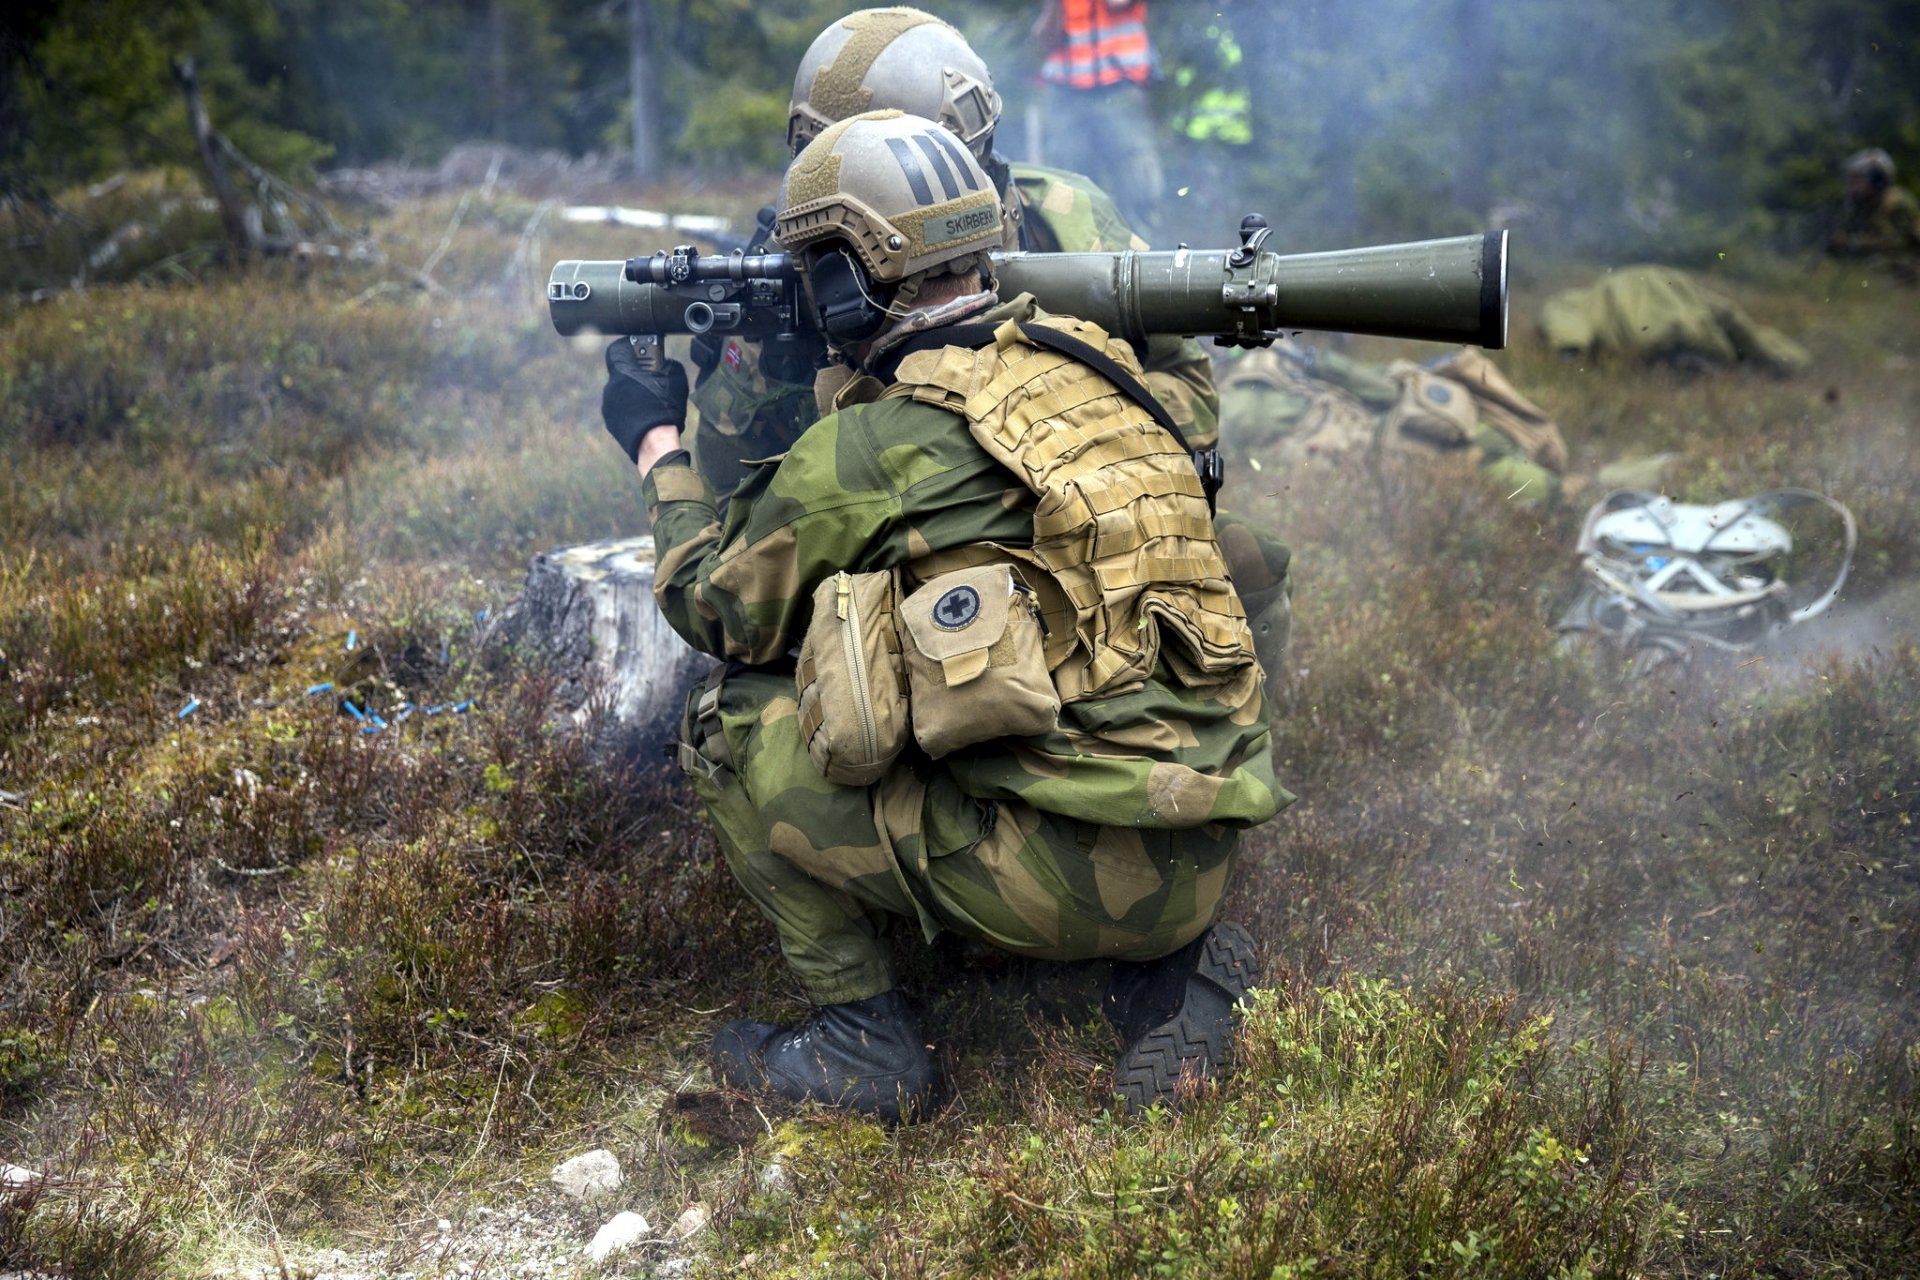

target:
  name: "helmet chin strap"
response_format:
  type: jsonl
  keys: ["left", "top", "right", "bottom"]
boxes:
{"left": 886, "top": 271, "right": 928, "bottom": 318}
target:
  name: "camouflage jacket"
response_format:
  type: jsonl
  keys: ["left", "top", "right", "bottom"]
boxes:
{"left": 683, "top": 162, "right": 1218, "bottom": 504}
{"left": 644, "top": 304, "right": 1284, "bottom": 833}
{"left": 1828, "top": 185, "right": 1920, "bottom": 259}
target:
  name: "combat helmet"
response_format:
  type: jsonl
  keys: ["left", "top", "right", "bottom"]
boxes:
{"left": 788, "top": 8, "right": 1001, "bottom": 160}
{"left": 778, "top": 110, "right": 1002, "bottom": 346}
{"left": 1843, "top": 148, "right": 1895, "bottom": 184}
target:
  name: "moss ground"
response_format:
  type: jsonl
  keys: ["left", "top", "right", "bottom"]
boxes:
{"left": 0, "top": 192, "right": 1915, "bottom": 1277}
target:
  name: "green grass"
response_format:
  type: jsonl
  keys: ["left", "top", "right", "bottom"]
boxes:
{"left": 737, "top": 981, "right": 1674, "bottom": 1278}
{"left": 0, "top": 184, "right": 1916, "bottom": 1277}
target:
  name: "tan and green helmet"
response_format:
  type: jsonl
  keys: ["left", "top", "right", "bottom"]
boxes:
{"left": 777, "top": 110, "right": 1003, "bottom": 285}
{"left": 787, "top": 8, "right": 1001, "bottom": 160}
{"left": 1844, "top": 147, "right": 1895, "bottom": 181}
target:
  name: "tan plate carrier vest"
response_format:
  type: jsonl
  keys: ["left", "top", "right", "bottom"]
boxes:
{"left": 881, "top": 315, "right": 1256, "bottom": 704}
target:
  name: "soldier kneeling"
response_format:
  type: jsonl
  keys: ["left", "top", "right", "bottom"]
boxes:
{"left": 602, "top": 112, "right": 1290, "bottom": 1122}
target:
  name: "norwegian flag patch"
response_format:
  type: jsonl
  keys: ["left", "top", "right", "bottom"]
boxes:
{"left": 723, "top": 341, "right": 744, "bottom": 370}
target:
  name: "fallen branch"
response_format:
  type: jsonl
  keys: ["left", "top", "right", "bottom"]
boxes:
{"left": 213, "top": 857, "right": 295, "bottom": 878}
{"left": 172, "top": 56, "right": 254, "bottom": 258}
{"left": 502, "top": 197, "right": 559, "bottom": 303}
{"left": 216, "top": 132, "right": 351, "bottom": 243}
{"left": 171, "top": 55, "right": 379, "bottom": 273}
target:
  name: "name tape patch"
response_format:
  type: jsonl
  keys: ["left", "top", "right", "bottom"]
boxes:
{"left": 924, "top": 205, "right": 997, "bottom": 247}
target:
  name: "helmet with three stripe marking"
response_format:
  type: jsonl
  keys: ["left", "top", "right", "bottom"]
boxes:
{"left": 777, "top": 110, "right": 1003, "bottom": 344}
{"left": 788, "top": 8, "right": 1001, "bottom": 161}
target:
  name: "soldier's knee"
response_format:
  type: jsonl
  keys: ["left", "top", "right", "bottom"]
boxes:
{"left": 1213, "top": 512, "right": 1293, "bottom": 685}
{"left": 1242, "top": 584, "right": 1292, "bottom": 689}
{"left": 1214, "top": 512, "right": 1293, "bottom": 595}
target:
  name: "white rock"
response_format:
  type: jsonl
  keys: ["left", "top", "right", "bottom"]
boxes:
{"left": 585, "top": 1211, "right": 650, "bottom": 1262}
{"left": 657, "top": 1260, "right": 693, "bottom": 1278}
{"left": 757, "top": 1160, "right": 788, "bottom": 1192}
{"left": 437, "top": 1217, "right": 452, "bottom": 1233}
{"left": 550, "top": 1148, "right": 623, "bottom": 1200}
{"left": 670, "top": 1204, "right": 710, "bottom": 1239}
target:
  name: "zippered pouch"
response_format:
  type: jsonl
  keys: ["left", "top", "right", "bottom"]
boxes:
{"left": 899, "top": 564, "right": 1059, "bottom": 758}
{"left": 796, "top": 569, "right": 910, "bottom": 786}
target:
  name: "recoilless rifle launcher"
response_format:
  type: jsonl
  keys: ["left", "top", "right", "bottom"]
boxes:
{"left": 546, "top": 215, "right": 1510, "bottom": 355}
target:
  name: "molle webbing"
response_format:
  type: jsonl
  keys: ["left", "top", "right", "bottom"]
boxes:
{"left": 883, "top": 316, "right": 1254, "bottom": 702}
{"left": 876, "top": 320, "right": 1218, "bottom": 506}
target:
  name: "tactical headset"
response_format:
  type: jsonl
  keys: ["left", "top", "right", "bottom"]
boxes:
{"left": 805, "top": 247, "right": 896, "bottom": 345}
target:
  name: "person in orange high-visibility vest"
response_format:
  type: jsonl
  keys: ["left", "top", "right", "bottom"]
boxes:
{"left": 1040, "top": 0, "right": 1155, "bottom": 86}
{"left": 1034, "top": 0, "right": 1164, "bottom": 236}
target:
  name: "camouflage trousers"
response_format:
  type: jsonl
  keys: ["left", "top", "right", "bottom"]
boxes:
{"left": 683, "top": 670, "right": 1240, "bottom": 1006}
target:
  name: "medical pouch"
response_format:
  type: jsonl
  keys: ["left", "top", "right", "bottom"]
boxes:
{"left": 796, "top": 569, "right": 909, "bottom": 786}
{"left": 899, "top": 564, "right": 1059, "bottom": 757}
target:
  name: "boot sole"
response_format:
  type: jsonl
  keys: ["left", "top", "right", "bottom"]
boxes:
{"left": 1112, "top": 922, "right": 1257, "bottom": 1112}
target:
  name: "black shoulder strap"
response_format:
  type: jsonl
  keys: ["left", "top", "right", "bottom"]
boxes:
{"left": 1012, "top": 323, "right": 1192, "bottom": 455}
{"left": 872, "top": 319, "right": 1221, "bottom": 511}
{"left": 1016, "top": 195, "right": 1062, "bottom": 254}
{"left": 1016, "top": 324, "right": 1220, "bottom": 513}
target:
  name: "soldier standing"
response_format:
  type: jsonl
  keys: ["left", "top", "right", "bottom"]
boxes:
{"left": 1032, "top": 0, "right": 1166, "bottom": 238}
{"left": 602, "top": 112, "right": 1288, "bottom": 1122}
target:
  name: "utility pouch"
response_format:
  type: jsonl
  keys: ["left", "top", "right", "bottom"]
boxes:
{"left": 1384, "top": 362, "right": 1477, "bottom": 450}
{"left": 796, "top": 569, "right": 909, "bottom": 786}
{"left": 899, "top": 564, "right": 1059, "bottom": 757}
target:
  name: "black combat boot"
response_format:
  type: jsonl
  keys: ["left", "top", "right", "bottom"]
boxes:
{"left": 1104, "top": 921, "right": 1258, "bottom": 1112}
{"left": 710, "top": 989, "right": 936, "bottom": 1124}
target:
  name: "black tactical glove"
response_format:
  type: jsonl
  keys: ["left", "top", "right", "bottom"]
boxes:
{"left": 600, "top": 338, "right": 689, "bottom": 463}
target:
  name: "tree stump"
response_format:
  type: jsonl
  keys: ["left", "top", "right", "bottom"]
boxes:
{"left": 501, "top": 536, "right": 716, "bottom": 761}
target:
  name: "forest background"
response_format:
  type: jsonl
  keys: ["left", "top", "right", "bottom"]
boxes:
{"left": 5, "top": 0, "right": 1920, "bottom": 258}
